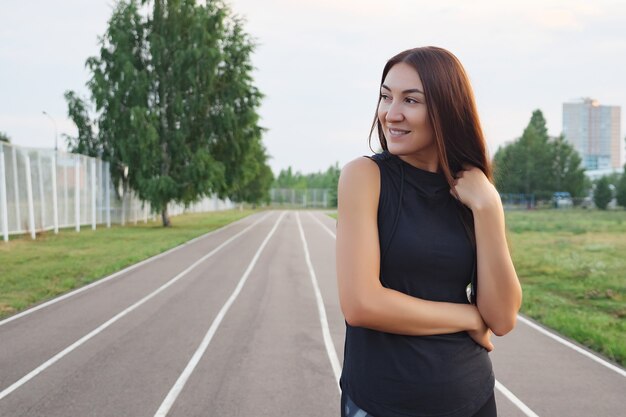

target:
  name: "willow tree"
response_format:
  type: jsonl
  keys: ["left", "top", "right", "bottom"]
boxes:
{"left": 66, "top": 0, "right": 268, "bottom": 226}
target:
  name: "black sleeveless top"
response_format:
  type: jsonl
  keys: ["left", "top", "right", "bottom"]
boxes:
{"left": 340, "top": 151, "right": 494, "bottom": 417}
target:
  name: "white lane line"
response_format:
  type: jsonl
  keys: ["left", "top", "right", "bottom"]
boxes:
{"left": 307, "top": 211, "right": 336, "bottom": 239}
{"left": 495, "top": 381, "right": 539, "bottom": 417}
{"left": 0, "top": 211, "right": 265, "bottom": 328}
{"left": 307, "top": 211, "right": 337, "bottom": 239}
{"left": 517, "top": 315, "right": 626, "bottom": 378}
{"left": 307, "top": 211, "right": 541, "bottom": 416}
{"left": 0, "top": 212, "right": 273, "bottom": 402}
{"left": 296, "top": 212, "right": 342, "bottom": 392}
{"left": 153, "top": 211, "right": 287, "bottom": 417}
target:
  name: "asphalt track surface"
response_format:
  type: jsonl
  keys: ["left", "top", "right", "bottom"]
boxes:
{"left": 0, "top": 210, "right": 624, "bottom": 417}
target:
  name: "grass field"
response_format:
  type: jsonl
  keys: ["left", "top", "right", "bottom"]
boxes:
{"left": 505, "top": 209, "right": 626, "bottom": 367}
{"left": 0, "top": 209, "right": 255, "bottom": 320}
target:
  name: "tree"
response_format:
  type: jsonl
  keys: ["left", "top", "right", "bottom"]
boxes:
{"left": 529, "top": 109, "right": 548, "bottom": 140}
{"left": 550, "top": 134, "right": 586, "bottom": 197}
{"left": 593, "top": 176, "right": 612, "bottom": 210}
{"left": 0, "top": 131, "right": 10, "bottom": 143}
{"left": 275, "top": 167, "right": 296, "bottom": 188}
{"left": 325, "top": 163, "right": 341, "bottom": 207}
{"left": 493, "top": 110, "right": 587, "bottom": 201}
{"left": 66, "top": 0, "right": 268, "bottom": 226}
{"left": 228, "top": 140, "right": 274, "bottom": 206}
{"left": 274, "top": 164, "right": 340, "bottom": 190}
{"left": 616, "top": 164, "right": 626, "bottom": 209}
{"left": 63, "top": 91, "right": 99, "bottom": 157}
{"left": 493, "top": 110, "right": 553, "bottom": 199}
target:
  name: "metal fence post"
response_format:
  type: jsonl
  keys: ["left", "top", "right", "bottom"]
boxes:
{"left": 105, "top": 161, "right": 111, "bottom": 228}
{"left": 11, "top": 146, "right": 21, "bottom": 229}
{"left": 24, "top": 153, "right": 36, "bottom": 239}
{"left": 64, "top": 160, "right": 69, "bottom": 226}
{"left": 133, "top": 195, "right": 138, "bottom": 225}
{"left": 97, "top": 159, "right": 102, "bottom": 224}
{"left": 37, "top": 153, "right": 46, "bottom": 229}
{"left": 75, "top": 156, "right": 80, "bottom": 232}
{"left": 91, "top": 158, "right": 96, "bottom": 230}
{"left": 121, "top": 191, "right": 126, "bottom": 226}
{"left": 52, "top": 151, "right": 59, "bottom": 234}
{"left": 0, "top": 146, "right": 9, "bottom": 242}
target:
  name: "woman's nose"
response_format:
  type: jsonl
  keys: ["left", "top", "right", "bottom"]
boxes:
{"left": 385, "top": 101, "right": 404, "bottom": 123}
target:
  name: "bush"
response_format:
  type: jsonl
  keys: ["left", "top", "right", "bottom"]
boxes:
{"left": 593, "top": 177, "right": 612, "bottom": 210}
{"left": 616, "top": 168, "right": 626, "bottom": 209}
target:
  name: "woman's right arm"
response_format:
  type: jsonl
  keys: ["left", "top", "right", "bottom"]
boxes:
{"left": 336, "top": 157, "right": 492, "bottom": 350}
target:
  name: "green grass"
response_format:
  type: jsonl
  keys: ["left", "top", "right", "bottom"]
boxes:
{"left": 0, "top": 209, "right": 256, "bottom": 319}
{"left": 506, "top": 209, "right": 626, "bottom": 367}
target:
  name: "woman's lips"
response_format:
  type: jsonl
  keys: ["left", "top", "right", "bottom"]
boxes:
{"left": 388, "top": 128, "right": 411, "bottom": 138}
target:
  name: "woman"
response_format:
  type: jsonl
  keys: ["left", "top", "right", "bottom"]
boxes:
{"left": 336, "top": 47, "right": 522, "bottom": 417}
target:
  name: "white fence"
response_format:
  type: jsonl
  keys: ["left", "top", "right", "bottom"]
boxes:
{"left": 269, "top": 188, "right": 333, "bottom": 208}
{"left": 0, "top": 142, "right": 233, "bottom": 241}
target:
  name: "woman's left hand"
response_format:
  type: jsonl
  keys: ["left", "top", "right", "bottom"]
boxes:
{"left": 450, "top": 165, "right": 500, "bottom": 211}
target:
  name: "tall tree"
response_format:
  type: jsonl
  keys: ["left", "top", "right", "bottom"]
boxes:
{"left": 66, "top": 0, "right": 268, "bottom": 226}
{"left": 550, "top": 134, "right": 586, "bottom": 197}
{"left": 493, "top": 111, "right": 553, "bottom": 199}
{"left": 529, "top": 109, "right": 548, "bottom": 140}
{"left": 0, "top": 132, "right": 10, "bottom": 143}
{"left": 493, "top": 110, "right": 586, "bottom": 200}
{"left": 228, "top": 139, "right": 274, "bottom": 206}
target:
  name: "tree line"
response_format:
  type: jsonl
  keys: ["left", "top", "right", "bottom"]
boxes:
{"left": 64, "top": 0, "right": 273, "bottom": 226}
{"left": 272, "top": 110, "right": 626, "bottom": 211}
{"left": 493, "top": 110, "right": 626, "bottom": 210}
{"left": 273, "top": 164, "right": 341, "bottom": 207}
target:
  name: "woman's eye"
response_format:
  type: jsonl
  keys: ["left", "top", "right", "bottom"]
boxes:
{"left": 406, "top": 97, "right": 419, "bottom": 104}
{"left": 380, "top": 94, "right": 390, "bottom": 101}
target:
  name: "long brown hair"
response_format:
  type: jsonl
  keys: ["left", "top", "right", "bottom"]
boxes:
{"left": 369, "top": 46, "right": 492, "bottom": 254}
{"left": 369, "top": 46, "right": 492, "bottom": 188}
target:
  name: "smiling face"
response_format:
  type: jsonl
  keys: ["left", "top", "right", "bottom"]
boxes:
{"left": 377, "top": 62, "right": 437, "bottom": 171}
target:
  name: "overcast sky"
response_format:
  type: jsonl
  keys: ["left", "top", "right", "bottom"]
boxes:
{"left": 1, "top": 0, "right": 625, "bottom": 175}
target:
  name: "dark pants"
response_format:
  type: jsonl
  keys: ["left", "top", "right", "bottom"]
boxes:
{"left": 341, "top": 391, "right": 497, "bottom": 417}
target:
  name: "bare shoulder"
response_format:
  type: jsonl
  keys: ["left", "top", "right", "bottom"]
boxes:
{"left": 340, "top": 156, "right": 379, "bottom": 182}
{"left": 338, "top": 156, "right": 380, "bottom": 211}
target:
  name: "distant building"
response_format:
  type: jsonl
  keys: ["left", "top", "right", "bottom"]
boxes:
{"left": 562, "top": 98, "right": 621, "bottom": 170}
{"left": 584, "top": 167, "right": 624, "bottom": 181}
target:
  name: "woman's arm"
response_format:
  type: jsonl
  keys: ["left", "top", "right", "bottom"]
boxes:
{"left": 451, "top": 166, "right": 523, "bottom": 336}
{"left": 336, "top": 158, "right": 492, "bottom": 349}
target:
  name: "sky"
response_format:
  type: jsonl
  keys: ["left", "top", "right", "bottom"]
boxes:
{"left": 1, "top": 0, "right": 626, "bottom": 176}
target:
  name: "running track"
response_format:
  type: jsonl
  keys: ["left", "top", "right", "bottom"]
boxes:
{"left": 0, "top": 211, "right": 624, "bottom": 416}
